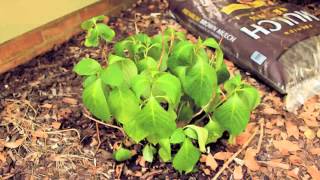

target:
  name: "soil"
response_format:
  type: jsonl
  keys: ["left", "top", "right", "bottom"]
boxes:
{"left": 0, "top": 0, "right": 320, "bottom": 179}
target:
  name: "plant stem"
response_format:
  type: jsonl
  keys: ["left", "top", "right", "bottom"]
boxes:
{"left": 157, "top": 32, "right": 166, "bottom": 70}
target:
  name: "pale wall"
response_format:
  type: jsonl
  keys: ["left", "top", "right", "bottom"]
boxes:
{"left": 0, "top": 0, "right": 99, "bottom": 43}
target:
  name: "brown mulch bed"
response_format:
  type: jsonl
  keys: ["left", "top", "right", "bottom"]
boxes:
{"left": 0, "top": 0, "right": 319, "bottom": 179}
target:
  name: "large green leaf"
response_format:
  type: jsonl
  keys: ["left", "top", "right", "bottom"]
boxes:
{"left": 170, "top": 128, "right": 186, "bottom": 144}
{"left": 159, "top": 138, "right": 171, "bottom": 162}
{"left": 100, "top": 64, "right": 124, "bottom": 87}
{"left": 131, "top": 74, "right": 152, "bottom": 98}
{"left": 73, "top": 58, "right": 101, "bottom": 76}
{"left": 185, "top": 125, "right": 208, "bottom": 152}
{"left": 110, "top": 59, "right": 138, "bottom": 86}
{"left": 224, "top": 75, "right": 241, "bottom": 94}
{"left": 113, "top": 147, "right": 132, "bottom": 162}
{"left": 237, "top": 85, "right": 261, "bottom": 110}
{"left": 214, "top": 94, "right": 250, "bottom": 135}
{"left": 82, "top": 78, "right": 111, "bottom": 121}
{"left": 137, "top": 56, "right": 158, "bottom": 72}
{"left": 107, "top": 87, "right": 140, "bottom": 124}
{"left": 152, "top": 73, "right": 181, "bottom": 106}
{"left": 184, "top": 59, "right": 217, "bottom": 107}
{"left": 168, "top": 41, "right": 194, "bottom": 70}
{"left": 83, "top": 75, "right": 97, "bottom": 88}
{"left": 96, "top": 23, "right": 115, "bottom": 42}
{"left": 124, "top": 97, "right": 176, "bottom": 143}
{"left": 173, "top": 138, "right": 200, "bottom": 173}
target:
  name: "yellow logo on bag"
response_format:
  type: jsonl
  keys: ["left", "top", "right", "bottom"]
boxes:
{"left": 221, "top": 0, "right": 267, "bottom": 15}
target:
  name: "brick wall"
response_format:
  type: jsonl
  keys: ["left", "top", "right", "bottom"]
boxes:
{"left": 0, "top": 0, "right": 135, "bottom": 74}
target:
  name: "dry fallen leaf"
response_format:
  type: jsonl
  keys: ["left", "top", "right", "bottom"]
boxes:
{"left": 309, "top": 148, "right": 320, "bottom": 155}
{"left": 0, "top": 152, "right": 6, "bottom": 163}
{"left": 203, "top": 168, "right": 211, "bottom": 175}
{"left": 287, "top": 168, "right": 299, "bottom": 179}
{"left": 62, "top": 97, "right": 78, "bottom": 105}
{"left": 263, "top": 107, "right": 278, "bottom": 115}
{"left": 317, "top": 129, "right": 320, "bottom": 138}
{"left": 289, "top": 155, "right": 302, "bottom": 165}
{"left": 244, "top": 148, "right": 260, "bottom": 171}
{"left": 233, "top": 166, "right": 243, "bottom": 180}
{"left": 206, "top": 154, "right": 218, "bottom": 171}
{"left": 307, "top": 165, "right": 320, "bottom": 180}
{"left": 273, "top": 140, "right": 300, "bottom": 153}
{"left": 32, "top": 129, "right": 48, "bottom": 139}
{"left": 200, "top": 154, "right": 207, "bottom": 163}
{"left": 213, "top": 152, "right": 233, "bottom": 161}
{"left": 41, "top": 103, "right": 53, "bottom": 109}
{"left": 285, "top": 121, "right": 299, "bottom": 139}
{"left": 51, "top": 122, "right": 61, "bottom": 129}
{"left": 304, "top": 129, "right": 315, "bottom": 140}
{"left": 4, "top": 138, "right": 25, "bottom": 149}
{"left": 236, "top": 132, "right": 251, "bottom": 146}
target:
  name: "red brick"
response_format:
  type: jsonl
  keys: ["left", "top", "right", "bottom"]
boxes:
{"left": 0, "top": 31, "right": 43, "bottom": 63}
{"left": 41, "top": 13, "right": 81, "bottom": 41}
{"left": 79, "top": 1, "right": 112, "bottom": 21}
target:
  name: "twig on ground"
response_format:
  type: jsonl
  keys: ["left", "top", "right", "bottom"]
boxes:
{"left": 256, "top": 119, "right": 264, "bottom": 153}
{"left": 47, "top": 129, "right": 81, "bottom": 140}
{"left": 95, "top": 122, "right": 101, "bottom": 153}
{"left": 83, "top": 113, "right": 126, "bottom": 137}
{"left": 212, "top": 127, "right": 259, "bottom": 180}
{"left": 141, "top": 170, "right": 162, "bottom": 179}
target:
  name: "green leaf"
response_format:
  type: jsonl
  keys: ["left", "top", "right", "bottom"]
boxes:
{"left": 124, "top": 97, "right": 176, "bottom": 143}
{"left": 137, "top": 56, "right": 158, "bottom": 72}
{"left": 203, "top": 38, "right": 224, "bottom": 66}
{"left": 107, "top": 87, "right": 140, "bottom": 124}
{"left": 237, "top": 85, "right": 261, "bottom": 110}
{"left": 173, "top": 138, "right": 200, "bottom": 173}
{"left": 85, "top": 28, "right": 99, "bottom": 47}
{"left": 159, "top": 138, "right": 171, "bottom": 162}
{"left": 111, "top": 59, "right": 138, "bottom": 86}
{"left": 170, "top": 128, "right": 186, "bottom": 144}
{"left": 168, "top": 41, "right": 194, "bottom": 70}
{"left": 114, "top": 40, "right": 131, "bottom": 57}
{"left": 100, "top": 64, "right": 124, "bottom": 87}
{"left": 96, "top": 23, "right": 115, "bottom": 42}
{"left": 113, "top": 147, "right": 132, "bottom": 161}
{"left": 184, "top": 128, "right": 197, "bottom": 140}
{"left": 184, "top": 59, "right": 217, "bottom": 106}
{"left": 185, "top": 125, "right": 208, "bottom": 152}
{"left": 134, "top": 33, "right": 151, "bottom": 46}
{"left": 93, "top": 15, "right": 106, "bottom": 22}
{"left": 204, "top": 119, "right": 224, "bottom": 144}
{"left": 73, "top": 58, "right": 101, "bottom": 76}
{"left": 224, "top": 75, "right": 242, "bottom": 94}
{"left": 152, "top": 73, "right": 181, "bottom": 106}
{"left": 81, "top": 19, "right": 94, "bottom": 30}
{"left": 143, "top": 144, "right": 156, "bottom": 162}
{"left": 83, "top": 75, "right": 97, "bottom": 88}
{"left": 131, "top": 74, "right": 152, "bottom": 98}
{"left": 214, "top": 94, "right": 250, "bottom": 135}
{"left": 83, "top": 78, "right": 111, "bottom": 121}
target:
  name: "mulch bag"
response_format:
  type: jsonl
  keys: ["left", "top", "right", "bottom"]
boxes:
{"left": 169, "top": 0, "right": 320, "bottom": 111}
